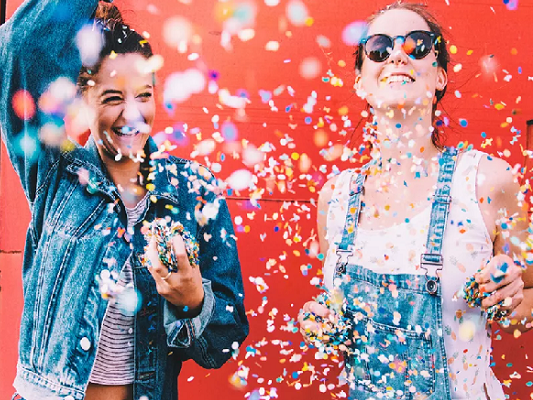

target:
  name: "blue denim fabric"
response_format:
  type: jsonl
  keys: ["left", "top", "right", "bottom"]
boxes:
{"left": 0, "top": 1, "right": 249, "bottom": 399}
{"left": 334, "top": 149, "right": 457, "bottom": 399}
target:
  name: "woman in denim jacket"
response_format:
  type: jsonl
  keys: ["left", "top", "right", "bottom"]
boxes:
{"left": 1, "top": 1, "right": 248, "bottom": 399}
{"left": 298, "top": 3, "right": 532, "bottom": 400}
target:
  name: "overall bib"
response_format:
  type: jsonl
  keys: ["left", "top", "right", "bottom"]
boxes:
{"left": 334, "top": 149, "right": 457, "bottom": 400}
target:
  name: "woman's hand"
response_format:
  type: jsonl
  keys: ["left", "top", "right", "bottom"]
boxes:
{"left": 475, "top": 254, "right": 525, "bottom": 317}
{"left": 298, "top": 301, "right": 334, "bottom": 345}
{"left": 144, "top": 234, "right": 205, "bottom": 317}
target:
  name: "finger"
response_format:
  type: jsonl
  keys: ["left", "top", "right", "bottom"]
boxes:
{"left": 476, "top": 255, "right": 513, "bottom": 283}
{"left": 308, "top": 302, "right": 331, "bottom": 318}
{"left": 480, "top": 263, "right": 521, "bottom": 293}
{"left": 171, "top": 234, "right": 191, "bottom": 270}
{"left": 146, "top": 237, "right": 173, "bottom": 280}
{"left": 300, "top": 321, "right": 321, "bottom": 337}
{"left": 481, "top": 278, "right": 523, "bottom": 309}
{"left": 147, "top": 263, "right": 164, "bottom": 285}
{"left": 145, "top": 237, "right": 161, "bottom": 268}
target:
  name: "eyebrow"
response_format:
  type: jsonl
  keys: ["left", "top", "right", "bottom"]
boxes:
{"left": 100, "top": 89, "right": 122, "bottom": 98}
{"left": 100, "top": 85, "right": 154, "bottom": 97}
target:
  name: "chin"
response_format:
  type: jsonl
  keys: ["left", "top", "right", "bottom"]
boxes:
{"left": 372, "top": 94, "right": 421, "bottom": 112}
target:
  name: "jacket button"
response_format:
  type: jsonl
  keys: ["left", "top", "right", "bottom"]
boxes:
{"left": 80, "top": 337, "right": 91, "bottom": 351}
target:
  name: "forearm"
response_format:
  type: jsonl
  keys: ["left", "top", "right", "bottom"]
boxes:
{"left": 175, "top": 287, "right": 248, "bottom": 369}
{"left": 500, "top": 287, "right": 533, "bottom": 334}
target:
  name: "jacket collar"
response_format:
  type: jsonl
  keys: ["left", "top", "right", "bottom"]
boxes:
{"left": 63, "top": 136, "right": 181, "bottom": 204}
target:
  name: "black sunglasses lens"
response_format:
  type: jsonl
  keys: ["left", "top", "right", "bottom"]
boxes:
{"left": 404, "top": 32, "right": 433, "bottom": 59}
{"left": 365, "top": 35, "right": 393, "bottom": 62}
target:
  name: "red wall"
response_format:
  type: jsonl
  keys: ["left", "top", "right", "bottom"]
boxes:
{"left": 2, "top": 0, "right": 533, "bottom": 399}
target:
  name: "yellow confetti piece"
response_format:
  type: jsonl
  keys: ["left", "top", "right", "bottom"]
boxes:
{"left": 450, "top": 45, "right": 457, "bottom": 54}
{"left": 338, "top": 106, "right": 349, "bottom": 116}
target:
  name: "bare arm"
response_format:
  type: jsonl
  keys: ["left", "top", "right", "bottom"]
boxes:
{"left": 477, "top": 155, "right": 532, "bottom": 333}
{"left": 298, "top": 175, "right": 339, "bottom": 343}
{"left": 317, "top": 175, "right": 339, "bottom": 257}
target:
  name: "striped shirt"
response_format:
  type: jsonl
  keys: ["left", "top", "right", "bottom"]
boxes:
{"left": 89, "top": 196, "right": 148, "bottom": 385}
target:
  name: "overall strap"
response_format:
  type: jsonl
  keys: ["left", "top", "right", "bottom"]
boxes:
{"left": 335, "top": 166, "right": 368, "bottom": 276}
{"left": 420, "top": 147, "right": 458, "bottom": 294}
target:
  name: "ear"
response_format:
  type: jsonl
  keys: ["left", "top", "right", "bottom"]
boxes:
{"left": 436, "top": 66, "right": 448, "bottom": 92}
{"left": 354, "top": 74, "right": 362, "bottom": 91}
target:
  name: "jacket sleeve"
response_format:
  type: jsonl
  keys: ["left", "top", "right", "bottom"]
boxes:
{"left": 164, "top": 173, "right": 249, "bottom": 369}
{"left": 0, "top": 0, "right": 100, "bottom": 203}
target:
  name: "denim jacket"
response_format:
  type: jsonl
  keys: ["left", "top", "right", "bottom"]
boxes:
{"left": 0, "top": 1, "right": 249, "bottom": 399}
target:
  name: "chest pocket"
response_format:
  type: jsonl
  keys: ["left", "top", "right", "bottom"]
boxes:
{"left": 352, "top": 317, "right": 436, "bottom": 399}
{"left": 44, "top": 178, "right": 117, "bottom": 241}
{"left": 343, "top": 274, "right": 437, "bottom": 400}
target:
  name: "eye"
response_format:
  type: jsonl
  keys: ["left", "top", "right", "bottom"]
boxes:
{"left": 103, "top": 96, "right": 123, "bottom": 104}
{"left": 138, "top": 92, "right": 153, "bottom": 101}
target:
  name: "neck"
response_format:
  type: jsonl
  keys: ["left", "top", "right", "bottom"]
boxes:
{"left": 366, "top": 107, "right": 441, "bottom": 177}
{"left": 101, "top": 153, "right": 147, "bottom": 206}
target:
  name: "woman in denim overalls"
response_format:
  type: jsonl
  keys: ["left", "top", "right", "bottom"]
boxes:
{"left": 299, "top": 3, "right": 533, "bottom": 400}
{"left": 1, "top": 1, "right": 248, "bottom": 399}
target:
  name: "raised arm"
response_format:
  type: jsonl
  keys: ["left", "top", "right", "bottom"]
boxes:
{"left": 0, "top": 0, "right": 101, "bottom": 202}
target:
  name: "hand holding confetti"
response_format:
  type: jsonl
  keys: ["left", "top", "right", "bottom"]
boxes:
{"left": 459, "top": 255, "right": 524, "bottom": 322}
{"left": 141, "top": 219, "right": 204, "bottom": 316}
{"left": 298, "top": 291, "right": 352, "bottom": 356}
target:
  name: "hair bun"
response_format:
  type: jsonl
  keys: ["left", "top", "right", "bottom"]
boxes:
{"left": 94, "top": 2, "right": 124, "bottom": 25}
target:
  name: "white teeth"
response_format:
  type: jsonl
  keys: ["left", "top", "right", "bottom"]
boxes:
{"left": 386, "top": 75, "right": 414, "bottom": 84}
{"left": 114, "top": 127, "right": 139, "bottom": 136}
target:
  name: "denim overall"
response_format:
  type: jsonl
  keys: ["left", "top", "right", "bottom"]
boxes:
{"left": 334, "top": 148, "right": 457, "bottom": 400}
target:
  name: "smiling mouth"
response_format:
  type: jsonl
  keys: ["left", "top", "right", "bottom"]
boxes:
{"left": 381, "top": 74, "right": 416, "bottom": 85}
{"left": 112, "top": 127, "right": 141, "bottom": 137}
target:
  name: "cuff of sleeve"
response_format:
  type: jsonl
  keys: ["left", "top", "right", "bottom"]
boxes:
{"left": 164, "top": 278, "right": 216, "bottom": 348}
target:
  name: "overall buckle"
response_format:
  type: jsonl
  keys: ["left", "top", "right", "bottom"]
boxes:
{"left": 335, "top": 248, "right": 353, "bottom": 275}
{"left": 420, "top": 254, "right": 443, "bottom": 295}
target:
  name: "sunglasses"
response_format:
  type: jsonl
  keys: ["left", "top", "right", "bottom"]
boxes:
{"left": 360, "top": 30, "right": 439, "bottom": 63}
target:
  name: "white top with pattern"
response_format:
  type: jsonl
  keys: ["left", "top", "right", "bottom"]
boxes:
{"left": 89, "top": 196, "right": 148, "bottom": 385}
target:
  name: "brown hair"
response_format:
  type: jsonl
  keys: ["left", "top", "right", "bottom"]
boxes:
{"left": 354, "top": 2, "right": 450, "bottom": 149}
{"left": 77, "top": 2, "right": 154, "bottom": 93}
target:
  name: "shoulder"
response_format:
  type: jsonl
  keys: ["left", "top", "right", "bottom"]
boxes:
{"left": 318, "top": 170, "right": 353, "bottom": 206}
{"left": 317, "top": 169, "right": 360, "bottom": 216}
{"left": 476, "top": 153, "right": 518, "bottom": 195}
{"left": 475, "top": 152, "right": 522, "bottom": 215}
{"left": 168, "top": 156, "right": 215, "bottom": 182}
{"left": 318, "top": 175, "right": 339, "bottom": 208}
{"left": 166, "top": 156, "right": 225, "bottom": 196}
{"left": 455, "top": 148, "right": 516, "bottom": 191}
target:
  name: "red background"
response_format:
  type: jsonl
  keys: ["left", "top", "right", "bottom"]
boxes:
{"left": 1, "top": 0, "right": 533, "bottom": 399}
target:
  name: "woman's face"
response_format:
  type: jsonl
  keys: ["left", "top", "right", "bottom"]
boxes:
{"left": 357, "top": 9, "right": 447, "bottom": 113}
{"left": 83, "top": 53, "right": 155, "bottom": 162}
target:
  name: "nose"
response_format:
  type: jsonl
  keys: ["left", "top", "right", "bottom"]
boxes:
{"left": 388, "top": 37, "right": 409, "bottom": 65}
{"left": 122, "top": 98, "right": 143, "bottom": 124}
